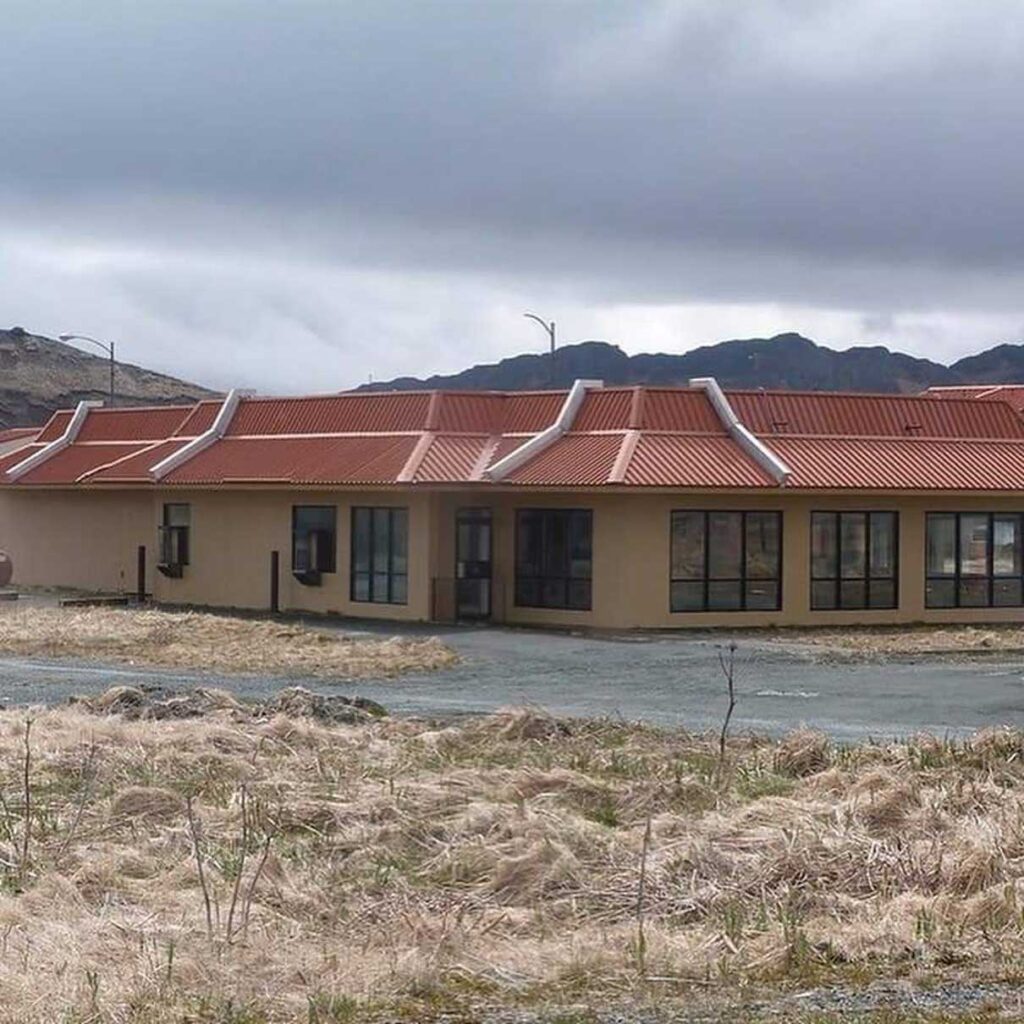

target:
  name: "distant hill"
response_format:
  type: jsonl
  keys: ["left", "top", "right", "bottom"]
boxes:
{"left": 0, "top": 327, "right": 216, "bottom": 430}
{"left": 361, "top": 333, "right": 1024, "bottom": 394}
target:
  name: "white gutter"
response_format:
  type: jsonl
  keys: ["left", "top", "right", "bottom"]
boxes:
{"left": 485, "top": 378, "right": 603, "bottom": 481}
{"left": 150, "top": 389, "right": 246, "bottom": 480}
{"left": 6, "top": 399, "right": 102, "bottom": 481}
{"left": 689, "top": 377, "right": 791, "bottom": 485}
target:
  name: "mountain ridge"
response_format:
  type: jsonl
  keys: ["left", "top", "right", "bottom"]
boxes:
{"left": 0, "top": 327, "right": 216, "bottom": 430}
{"left": 360, "top": 333, "right": 1024, "bottom": 395}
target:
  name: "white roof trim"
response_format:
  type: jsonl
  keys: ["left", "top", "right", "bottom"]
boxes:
{"left": 149, "top": 389, "right": 247, "bottom": 480}
{"left": 484, "top": 378, "right": 603, "bottom": 481}
{"left": 5, "top": 400, "right": 103, "bottom": 481}
{"left": 689, "top": 377, "right": 791, "bottom": 485}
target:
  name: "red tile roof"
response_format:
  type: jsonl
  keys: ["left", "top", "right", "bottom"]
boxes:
{"left": 9, "top": 382, "right": 1024, "bottom": 492}
{"left": 926, "top": 384, "right": 1024, "bottom": 414}
{"left": 729, "top": 389, "right": 1024, "bottom": 439}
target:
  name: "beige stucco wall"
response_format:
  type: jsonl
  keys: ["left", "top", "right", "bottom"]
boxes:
{"left": 0, "top": 488, "right": 153, "bottom": 593}
{"left": 3, "top": 483, "right": 1024, "bottom": 628}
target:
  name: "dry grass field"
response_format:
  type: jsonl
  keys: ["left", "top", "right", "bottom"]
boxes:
{"left": 0, "top": 606, "right": 457, "bottom": 679}
{"left": 765, "top": 623, "right": 1024, "bottom": 659}
{"left": 0, "top": 700, "right": 1021, "bottom": 1021}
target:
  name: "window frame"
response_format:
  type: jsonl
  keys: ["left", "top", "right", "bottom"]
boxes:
{"left": 669, "top": 510, "right": 783, "bottom": 613}
{"left": 514, "top": 508, "right": 593, "bottom": 611}
{"left": 158, "top": 502, "right": 191, "bottom": 573}
{"left": 926, "top": 511, "right": 1024, "bottom": 609}
{"left": 291, "top": 505, "right": 338, "bottom": 577}
{"left": 350, "top": 506, "right": 409, "bottom": 605}
{"left": 810, "top": 510, "right": 899, "bottom": 611}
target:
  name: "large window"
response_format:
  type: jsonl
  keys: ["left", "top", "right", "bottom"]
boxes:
{"left": 811, "top": 512, "right": 898, "bottom": 610}
{"left": 926, "top": 512, "right": 1024, "bottom": 608}
{"left": 351, "top": 507, "right": 408, "bottom": 604}
{"left": 292, "top": 505, "right": 337, "bottom": 576}
{"left": 515, "top": 509, "right": 592, "bottom": 610}
{"left": 670, "top": 511, "right": 781, "bottom": 612}
{"left": 158, "top": 503, "right": 190, "bottom": 574}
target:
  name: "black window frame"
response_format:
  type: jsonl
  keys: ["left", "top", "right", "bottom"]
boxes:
{"left": 350, "top": 506, "right": 408, "bottom": 605}
{"left": 514, "top": 508, "right": 593, "bottom": 611}
{"left": 669, "top": 510, "right": 783, "bottom": 613}
{"left": 158, "top": 502, "right": 191, "bottom": 572}
{"left": 810, "top": 511, "right": 899, "bottom": 611}
{"left": 926, "top": 511, "right": 1024, "bottom": 609}
{"left": 292, "top": 505, "right": 337, "bottom": 578}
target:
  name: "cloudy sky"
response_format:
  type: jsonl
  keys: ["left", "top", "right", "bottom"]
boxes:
{"left": 3, "top": 1, "right": 1024, "bottom": 392}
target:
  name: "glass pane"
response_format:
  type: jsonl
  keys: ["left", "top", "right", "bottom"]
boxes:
{"left": 926, "top": 514, "right": 956, "bottom": 576}
{"left": 960, "top": 514, "right": 989, "bottom": 576}
{"left": 869, "top": 579, "right": 896, "bottom": 609}
{"left": 569, "top": 511, "right": 592, "bottom": 579}
{"left": 707, "top": 513, "right": 742, "bottom": 579}
{"left": 542, "top": 577, "right": 567, "bottom": 608}
{"left": 568, "top": 579, "right": 591, "bottom": 610}
{"left": 515, "top": 578, "right": 540, "bottom": 607}
{"left": 372, "top": 573, "right": 389, "bottom": 602}
{"left": 840, "top": 579, "right": 867, "bottom": 609}
{"left": 707, "top": 580, "right": 742, "bottom": 611}
{"left": 671, "top": 580, "right": 705, "bottom": 612}
{"left": 994, "top": 578, "right": 1023, "bottom": 607}
{"left": 869, "top": 513, "right": 896, "bottom": 577}
{"left": 745, "top": 513, "right": 779, "bottom": 579}
{"left": 352, "top": 572, "right": 370, "bottom": 602}
{"left": 164, "top": 503, "right": 190, "bottom": 527}
{"left": 516, "top": 512, "right": 542, "bottom": 574}
{"left": 745, "top": 580, "right": 779, "bottom": 611}
{"left": 544, "top": 513, "right": 568, "bottom": 579}
{"left": 372, "top": 509, "right": 391, "bottom": 573}
{"left": 671, "top": 511, "right": 705, "bottom": 579}
{"left": 993, "top": 515, "right": 1021, "bottom": 576}
{"left": 391, "top": 574, "right": 408, "bottom": 605}
{"left": 959, "top": 578, "right": 990, "bottom": 607}
{"left": 926, "top": 578, "right": 956, "bottom": 608}
{"left": 352, "top": 508, "right": 371, "bottom": 573}
{"left": 811, "top": 513, "right": 837, "bottom": 580}
{"left": 840, "top": 513, "right": 867, "bottom": 579}
{"left": 391, "top": 509, "right": 409, "bottom": 575}
{"left": 811, "top": 579, "right": 837, "bottom": 610}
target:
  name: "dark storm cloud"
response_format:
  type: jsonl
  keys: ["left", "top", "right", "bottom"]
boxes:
{"left": 2, "top": 1, "right": 1024, "bottom": 388}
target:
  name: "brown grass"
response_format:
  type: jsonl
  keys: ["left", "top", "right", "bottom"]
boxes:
{"left": 0, "top": 702, "right": 1021, "bottom": 1020}
{"left": 0, "top": 606, "right": 457, "bottom": 679}
{"left": 765, "top": 622, "right": 1024, "bottom": 658}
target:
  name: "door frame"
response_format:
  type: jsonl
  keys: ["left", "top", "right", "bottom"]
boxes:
{"left": 454, "top": 507, "right": 493, "bottom": 620}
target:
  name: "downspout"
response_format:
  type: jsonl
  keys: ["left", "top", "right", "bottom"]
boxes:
{"left": 149, "top": 389, "right": 246, "bottom": 480}
{"left": 6, "top": 399, "right": 102, "bottom": 481}
{"left": 689, "top": 377, "right": 791, "bottom": 485}
{"left": 485, "top": 378, "right": 603, "bottom": 481}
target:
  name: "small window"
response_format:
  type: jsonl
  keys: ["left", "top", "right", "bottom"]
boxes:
{"left": 670, "top": 510, "right": 782, "bottom": 612}
{"left": 810, "top": 512, "right": 898, "bottom": 610}
{"left": 515, "top": 509, "right": 592, "bottom": 610}
{"left": 292, "top": 506, "right": 337, "bottom": 582}
{"left": 926, "top": 512, "right": 1024, "bottom": 608}
{"left": 351, "top": 507, "right": 408, "bottom": 604}
{"left": 158, "top": 503, "right": 190, "bottom": 576}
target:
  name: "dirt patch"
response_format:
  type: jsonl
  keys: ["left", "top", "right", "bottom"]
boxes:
{"left": 0, "top": 605, "right": 457, "bottom": 679}
{"left": 0, "top": 708, "right": 1021, "bottom": 1020}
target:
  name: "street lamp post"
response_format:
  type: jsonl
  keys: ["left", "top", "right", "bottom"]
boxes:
{"left": 523, "top": 313, "right": 556, "bottom": 386}
{"left": 59, "top": 333, "right": 116, "bottom": 405}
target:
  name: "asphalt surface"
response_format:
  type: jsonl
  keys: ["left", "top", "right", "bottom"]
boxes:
{"left": 2, "top": 619, "right": 1024, "bottom": 740}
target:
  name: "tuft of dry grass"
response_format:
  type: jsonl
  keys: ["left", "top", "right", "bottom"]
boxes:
{"left": 2, "top": 703, "right": 1024, "bottom": 1021}
{"left": 0, "top": 605, "right": 457, "bottom": 679}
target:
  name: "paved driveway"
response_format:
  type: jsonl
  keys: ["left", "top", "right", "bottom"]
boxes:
{"left": 2, "top": 621, "right": 1024, "bottom": 740}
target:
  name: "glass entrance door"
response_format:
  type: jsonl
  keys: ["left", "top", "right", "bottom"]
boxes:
{"left": 456, "top": 508, "right": 492, "bottom": 619}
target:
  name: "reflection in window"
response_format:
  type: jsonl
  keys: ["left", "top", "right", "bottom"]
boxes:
{"left": 811, "top": 512, "right": 898, "bottom": 610}
{"left": 515, "top": 509, "right": 592, "bottom": 610}
{"left": 926, "top": 512, "right": 1024, "bottom": 608}
{"left": 292, "top": 506, "right": 336, "bottom": 574}
{"left": 351, "top": 507, "right": 408, "bottom": 604}
{"left": 670, "top": 511, "right": 782, "bottom": 612}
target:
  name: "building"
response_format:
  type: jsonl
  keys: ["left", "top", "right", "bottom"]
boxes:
{"left": 2, "top": 378, "right": 1024, "bottom": 628}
